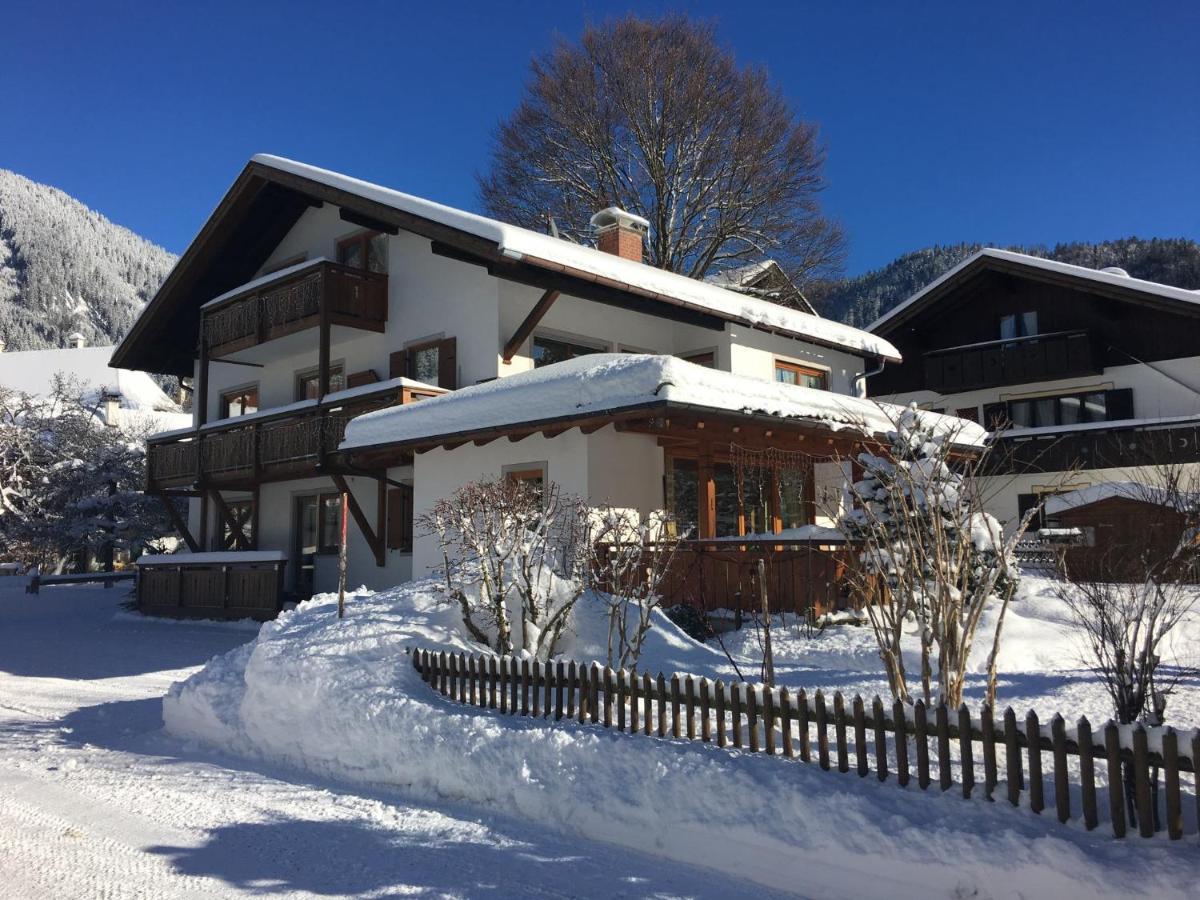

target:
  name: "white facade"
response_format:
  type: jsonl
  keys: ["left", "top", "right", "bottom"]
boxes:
{"left": 181, "top": 199, "right": 881, "bottom": 596}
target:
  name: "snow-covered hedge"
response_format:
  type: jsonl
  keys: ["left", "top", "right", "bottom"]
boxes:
{"left": 164, "top": 581, "right": 1195, "bottom": 899}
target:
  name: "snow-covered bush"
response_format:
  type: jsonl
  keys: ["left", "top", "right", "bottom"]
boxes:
{"left": 0, "top": 378, "right": 176, "bottom": 571}
{"left": 839, "top": 404, "right": 1035, "bottom": 708}
{"left": 420, "top": 477, "right": 589, "bottom": 660}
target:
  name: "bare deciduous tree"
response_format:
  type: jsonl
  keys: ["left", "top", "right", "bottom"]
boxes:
{"left": 589, "top": 506, "right": 685, "bottom": 668}
{"left": 420, "top": 477, "right": 589, "bottom": 660}
{"left": 478, "top": 14, "right": 845, "bottom": 287}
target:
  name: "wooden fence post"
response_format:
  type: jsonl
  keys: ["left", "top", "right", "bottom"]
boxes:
{"left": 616, "top": 668, "right": 627, "bottom": 732}
{"left": 936, "top": 703, "right": 952, "bottom": 792}
{"left": 670, "top": 675, "right": 682, "bottom": 739}
{"left": 980, "top": 704, "right": 997, "bottom": 801}
{"left": 1104, "top": 722, "right": 1127, "bottom": 838}
{"left": 657, "top": 673, "right": 668, "bottom": 738}
{"left": 699, "top": 678, "right": 711, "bottom": 743}
{"left": 715, "top": 680, "right": 727, "bottom": 747}
{"left": 747, "top": 686, "right": 760, "bottom": 753}
{"left": 959, "top": 704, "right": 974, "bottom": 799}
{"left": 833, "top": 692, "right": 849, "bottom": 773}
{"left": 797, "top": 689, "right": 811, "bottom": 763}
{"left": 643, "top": 672, "right": 653, "bottom": 736}
{"left": 590, "top": 664, "right": 600, "bottom": 725}
{"left": 779, "top": 687, "right": 793, "bottom": 758}
{"left": 565, "top": 661, "right": 576, "bottom": 719}
{"left": 603, "top": 666, "right": 614, "bottom": 728}
{"left": 1004, "top": 707, "right": 1022, "bottom": 806}
{"left": 513, "top": 657, "right": 522, "bottom": 715}
{"left": 685, "top": 676, "right": 696, "bottom": 741}
{"left": 499, "top": 656, "right": 509, "bottom": 713}
{"left": 893, "top": 700, "right": 909, "bottom": 787}
{"left": 853, "top": 696, "right": 868, "bottom": 777}
{"left": 815, "top": 690, "right": 830, "bottom": 770}
{"left": 1132, "top": 725, "right": 1154, "bottom": 837}
{"left": 529, "top": 660, "right": 539, "bottom": 717}
{"left": 543, "top": 659, "right": 552, "bottom": 718}
{"left": 576, "top": 664, "right": 587, "bottom": 724}
{"left": 1162, "top": 727, "right": 1182, "bottom": 840}
{"left": 914, "top": 700, "right": 930, "bottom": 790}
{"left": 1051, "top": 714, "right": 1070, "bottom": 823}
{"left": 1077, "top": 716, "right": 1098, "bottom": 830}
{"left": 1026, "top": 710, "right": 1044, "bottom": 814}
{"left": 763, "top": 687, "right": 777, "bottom": 756}
{"left": 873, "top": 697, "right": 888, "bottom": 782}
{"left": 629, "top": 668, "right": 638, "bottom": 733}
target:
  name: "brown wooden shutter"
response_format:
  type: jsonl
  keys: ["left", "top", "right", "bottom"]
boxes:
{"left": 1105, "top": 388, "right": 1133, "bottom": 421}
{"left": 437, "top": 337, "right": 457, "bottom": 389}
{"left": 347, "top": 369, "right": 379, "bottom": 388}
{"left": 389, "top": 350, "right": 409, "bottom": 380}
{"left": 386, "top": 484, "right": 414, "bottom": 552}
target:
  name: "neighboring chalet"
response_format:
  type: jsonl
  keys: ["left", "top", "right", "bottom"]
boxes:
{"left": 705, "top": 260, "right": 817, "bottom": 314}
{"left": 868, "top": 249, "right": 1200, "bottom": 532}
{"left": 113, "top": 154, "right": 980, "bottom": 619}
{"left": 0, "top": 341, "right": 189, "bottom": 434}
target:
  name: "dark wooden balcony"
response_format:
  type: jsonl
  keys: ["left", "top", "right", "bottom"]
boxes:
{"left": 985, "top": 418, "right": 1200, "bottom": 476}
{"left": 201, "top": 260, "right": 387, "bottom": 358}
{"left": 923, "top": 330, "right": 1097, "bottom": 392}
{"left": 146, "top": 382, "right": 439, "bottom": 490}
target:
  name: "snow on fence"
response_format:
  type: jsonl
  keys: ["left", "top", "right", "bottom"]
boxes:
{"left": 410, "top": 647, "right": 1199, "bottom": 842}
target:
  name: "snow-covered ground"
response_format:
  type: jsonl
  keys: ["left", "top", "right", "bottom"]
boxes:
{"left": 166, "top": 574, "right": 1200, "bottom": 899}
{"left": 0, "top": 579, "right": 784, "bottom": 899}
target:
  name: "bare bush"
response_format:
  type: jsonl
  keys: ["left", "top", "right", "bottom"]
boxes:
{"left": 589, "top": 507, "right": 685, "bottom": 668}
{"left": 420, "top": 477, "right": 589, "bottom": 660}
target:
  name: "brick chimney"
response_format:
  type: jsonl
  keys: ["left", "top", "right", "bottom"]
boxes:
{"left": 590, "top": 207, "right": 649, "bottom": 262}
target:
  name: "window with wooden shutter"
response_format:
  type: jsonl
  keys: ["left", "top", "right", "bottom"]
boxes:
{"left": 387, "top": 485, "right": 413, "bottom": 552}
{"left": 396, "top": 337, "right": 457, "bottom": 389}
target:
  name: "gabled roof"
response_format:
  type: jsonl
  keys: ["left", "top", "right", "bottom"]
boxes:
{"left": 340, "top": 354, "right": 985, "bottom": 454}
{"left": 112, "top": 155, "right": 897, "bottom": 375}
{"left": 703, "top": 260, "right": 817, "bottom": 315}
{"left": 869, "top": 248, "right": 1200, "bottom": 335}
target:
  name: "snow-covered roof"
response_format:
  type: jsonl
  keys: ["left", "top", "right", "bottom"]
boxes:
{"left": 0, "top": 346, "right": 173, "bottom": 409}
{"left": 704, "top": 260, "right": 777, "bottom": 289}
{"left": 135, "top": 550, "right": 287, "bottom": 566}
{"left": 251, "top": 155, "right": 895, "bottom": 361}
{"left": 1044, "top": 481, "right": 1180, "bottom": 515}
{"left": 340, "top": 354, "right": 986, "bottom": 452}
{"left": 869, "top": 248, "right": 1200, "bottom": 333}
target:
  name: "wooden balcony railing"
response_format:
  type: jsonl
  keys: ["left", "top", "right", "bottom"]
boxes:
{"left": 201, "top": 260, "right": 388, "bottom": 357}
{"left": 595, "top": 538, "right": 860, "bottom": 618}
{"left": 985, "top": 419, "right": 1200, "bottom": 476}
{"left": 145, "top": 380, "right": 442, "bottom": 489}
{"left": 923, "top": 330, "right": 1096, "bottom": 392}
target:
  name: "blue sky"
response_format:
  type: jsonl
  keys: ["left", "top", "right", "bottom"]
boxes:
{"left": 4, "top": 1, "right": 1198, "bottom": 275}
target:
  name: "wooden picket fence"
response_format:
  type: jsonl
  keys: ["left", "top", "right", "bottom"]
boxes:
{"left": 411, "top": 647, "right": 1200, "bottom": 842}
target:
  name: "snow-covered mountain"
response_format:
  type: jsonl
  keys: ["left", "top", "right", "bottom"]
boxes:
{"left": 0, "top": 169, "right": 176, "bottom": 353}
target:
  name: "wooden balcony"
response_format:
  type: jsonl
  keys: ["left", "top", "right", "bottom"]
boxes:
{"left": 923, "top": 330, "right": 1097, "bottom": 392}
{"left": 147, "top": 382, "right": 438, "bottom": 490}
{"left": 201, "top": 260, "right": 387, "bottom": 358}
{"left": 985, "top": 418, "right": 1200, "bottom": 476}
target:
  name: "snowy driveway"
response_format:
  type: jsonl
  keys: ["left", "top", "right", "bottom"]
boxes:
{"left": 0, "top": 581, "right": 779, "bottom": 899}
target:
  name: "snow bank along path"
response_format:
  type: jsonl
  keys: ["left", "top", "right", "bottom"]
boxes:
{"left": 166, "top": 580, "right": 1200, "bottom": 900}
{"left": 0, "top": 580, "right": 774, "bottom": 899}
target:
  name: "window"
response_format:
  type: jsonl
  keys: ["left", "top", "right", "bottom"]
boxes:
{"left": 220, "top": 386, "right": 259, "bottom": 418}
{"left": 955, "top": 406, "right": 980, "bottom": 423}
{"left": 774, "top": 360, "right": 828, "bottom": 391}
{"left": 337, "top": 231, "right": 387, "bottom": 273}
{"left": 504, "top": 463, "right": 547, "bottom": 495}
{"left": 986, "top": 388, "right": 1130, "bottom": 431}
{"left": 296, "top": 364, "right": 346, "bottom": 401}
{"left": 390, "top": 337, "right": 457, "bottom": 389}
{"left": 532, "top": 335, "right": 605, "bottom": 368}
{"left": 1000, "top": 311, "right": 1038, "bottom": 344}
{"left": 680, "top": 350, "right": 716, "bottom": 368}
{"left": 221, "top": 499, "right": 254, "bottom": 549}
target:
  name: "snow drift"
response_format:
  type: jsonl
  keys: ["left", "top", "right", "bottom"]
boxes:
{"left": 165, "top": 581, "right": 1196, "bottom": 899}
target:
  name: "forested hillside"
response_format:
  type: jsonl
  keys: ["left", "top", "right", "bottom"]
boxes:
{"left": 810, "top": 238, "right": 1200, "bottom": 326}
{"left": 0, "top": 169, "right": 176, "bottom": 352}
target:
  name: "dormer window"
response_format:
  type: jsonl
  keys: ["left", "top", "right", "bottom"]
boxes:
{"left": 337, "top": 231, "right": 388, "bottom": 273}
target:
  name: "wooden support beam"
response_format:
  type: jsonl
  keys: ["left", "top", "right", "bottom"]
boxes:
{"left": 339, "top": 207, "right": 400, "bottom": 235}
{"left": 331, "top": 474, "right": 385, "bottom": 566}
{"left": 697, "top": 451, "right": 716, "bottom": 539}
{"left": 375, "top": 475, "right": 387, "bottom": 568}
{"left": 250, "top": 486, "right": 260, "bottom": 550}
{"left": 198, "top": 490, "right": 210, "bottom": 550}
{"left": 502, "top": 289, "right": 560, "bottom": 363}
{"left": 156, "top": 491, "right": 199, "bottom": 552}
{"left": 195, "top": 340, "right": 210, "bottom": 428}
{"left": 318, "top": 284, "right": 332, "bottom": 399}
